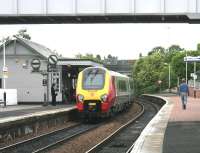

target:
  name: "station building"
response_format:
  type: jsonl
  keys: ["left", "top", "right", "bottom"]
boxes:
{"left": 0, "top": 37, "right": 102, "bottom": 104}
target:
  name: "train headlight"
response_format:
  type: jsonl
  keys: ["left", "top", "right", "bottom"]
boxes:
{"left": 101, "top": 94, "right": 108, "bottom": 102}
{"left": 77, "top": 94, "right": 84, "bottom": 102}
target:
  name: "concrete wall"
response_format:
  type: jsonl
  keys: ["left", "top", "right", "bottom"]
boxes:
{"left": 0, "top": 41, "right": 62, "bottom": 103}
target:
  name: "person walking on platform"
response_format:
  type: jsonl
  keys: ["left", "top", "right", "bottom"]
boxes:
{"left": 179, "top": 79, "right": 189, "bottom": 110}
{"left": 51, "top": 83, "right": 57, "bottom": 106}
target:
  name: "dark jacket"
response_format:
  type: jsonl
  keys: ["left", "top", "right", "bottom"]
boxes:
{"left": 51, "top": 85, "right": 57, "bottom": 97}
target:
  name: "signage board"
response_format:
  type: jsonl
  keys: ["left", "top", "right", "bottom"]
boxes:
{"left": 31, "top": 59, "right": 41, "bottom": 71}
{"left": 2, "top": 66, "right": 8, "bottom": 78}
{"left": 191, "top": 73, "right": 197, "bottom": 79}
{"left": 2, "top": 66, "right": 8, "bottom": 72}
{"left": 42, "top": 79, "right": 47, "bottom": 86}
{"left": 184, "top": 56, "right": 200, "bottom": 62}
{"left": 48, "top": 55, "right": 58, "bottom": 65}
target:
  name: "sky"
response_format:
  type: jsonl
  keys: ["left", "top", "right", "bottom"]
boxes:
{"left": 0, "top": 23, "right": 200, "bottom": 60}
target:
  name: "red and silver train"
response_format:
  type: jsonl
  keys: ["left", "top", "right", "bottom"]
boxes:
{"left": 76, "top": 67, "right": 134, "bottom": 119}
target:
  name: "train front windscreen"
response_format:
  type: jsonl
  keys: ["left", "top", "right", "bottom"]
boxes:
{"left": 82, "top": 68, "right": 105, "bottom": 90}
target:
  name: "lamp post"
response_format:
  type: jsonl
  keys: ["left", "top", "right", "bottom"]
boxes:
{"left": 165, "top": 63, "right": 171, "bottom": 92}
{"left": 194, "top": 62, "right": 196, "bottom": 89}
{"left": 185, "top": 50, "right": 188, "bottom": 83}
{"left": 0, "top": 37, "right": 9, "bottom": 89}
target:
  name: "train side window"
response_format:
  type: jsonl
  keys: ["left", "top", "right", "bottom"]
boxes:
{"left": 0, "top": 78, "right": 2, "bottom": 88}
{"left": 118, "top": 80, "right": 127, "bottom": 92}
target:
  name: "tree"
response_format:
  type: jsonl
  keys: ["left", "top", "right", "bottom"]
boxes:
{"left": 168, "top": 45, "right": 183, "bottom": 52}
{"left": 197, "top": 43, "right": 200, "bottom": 51}
{"left": 133, "top": 43, "right": 200, "bottom": 96}
{"left": 164, "top": 45, "right": 184, "bottom": 63}
{"left": 15, "top": 29, "right": 31, "bottom": 40}
{"left": 75, "top": 53, "right": 83, "bottom": 59}
{"left": 133, "top": 52, "right": 167, "bottom": 95}
{"left": 107, "top": 54, "right": 112, "bottom": 59}
{"left": 139, "top": 53, "right": 143, "bottom": 58}
{"left": 75, "top": 53, "right": 103, "bottom": 63}
{"left": 96, "top": 54, "right": 101, "bottom": 61}
{"left": 171, "top": 50, "right": 200, "bottom": 81}
{"left": 133, "top": 44, "right": 186, "bottom": 95}
{"left": 148, "top": 46, "right": 165, "bottom": 56}
{"left": 104, "top": 54, "right": 118, "bottom": 65}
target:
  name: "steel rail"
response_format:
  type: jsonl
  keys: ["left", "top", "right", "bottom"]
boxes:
{"left": 86, "top": 102, "right": 145, "bottom": 153}
{"left": 33, "top": 123, "right": 102, "bottom": 153}
{"left": 0, "top": 122, "right": 82, "bottom": 153}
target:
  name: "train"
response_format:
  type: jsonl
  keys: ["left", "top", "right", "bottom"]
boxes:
{"left": 76, "top": 67, "right": 134, "bottom": 119}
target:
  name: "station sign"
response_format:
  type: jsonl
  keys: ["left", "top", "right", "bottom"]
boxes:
{"left": 191, "top": 73, "right": 197, "bottom": 79}
{"left": 47, "top": 64, "right": 57, "bottom": 72}
{"left": 31, "top": 59, "right": 41, "bottom": 71}
{"left": 3, "top": 66, "right": 8, "bottom": 72}
{"left": 48, "top": 55, "right": 58, "bottom": 66}
{"left": 184, "top": 56, "right": 200, "bottom": 62}
{"left": 42, "top": 79, "right": 47, "bottom": 86}
{"left": 2, "top": 66, "right": 8, "bottom": 78}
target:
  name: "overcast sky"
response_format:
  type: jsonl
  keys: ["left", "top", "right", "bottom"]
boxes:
{"left": 0, "top": 23, "right": 199, "bottom": 59}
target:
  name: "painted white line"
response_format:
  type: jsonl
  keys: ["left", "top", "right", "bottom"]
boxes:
{"left": 0, "top": 106, "right": 76, "bottom": 124}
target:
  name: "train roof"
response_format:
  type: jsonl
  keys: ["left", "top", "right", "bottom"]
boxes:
{"left": 109, "top": 70, "right": 129, "bottom": 78}
{"left": 83, "top": 66, "right": 129, "bottom": 79}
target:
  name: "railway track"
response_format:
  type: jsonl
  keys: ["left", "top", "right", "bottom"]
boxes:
{"left": 86, "top": 99, "right": 162, "bottom": 153}
{"left": 0, "top": 122, "right": 102, "bottom": 153}
{"left": 0, "top": 99, "right": 158, "bottom": 153}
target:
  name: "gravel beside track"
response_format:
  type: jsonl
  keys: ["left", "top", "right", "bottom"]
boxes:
{"left": 49, "top": 102, "right": 142, "bottom": 153}
{"left": 0, "top": 122, "right": 100, "bottom": 153}
{"left": 0, "top": 121, "right": 79, "bottom": 148}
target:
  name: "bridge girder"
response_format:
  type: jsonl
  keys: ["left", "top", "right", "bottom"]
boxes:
{"left": 0, "top": 0, "right": 200, "bottom": 24}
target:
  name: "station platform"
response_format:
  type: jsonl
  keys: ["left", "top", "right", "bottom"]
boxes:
{"left": 0, "top": 104, "right": 76, "bottom": 124}
{"left": 0, "top": 104, "right": 76, "bottom": 145}
{"left": 132, "top": 94, "right": 200, "bottom": 153}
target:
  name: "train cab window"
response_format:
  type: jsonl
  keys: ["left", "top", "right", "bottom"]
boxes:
{"left": 83, "top": 69, "right": 105, "bottom": 90}
{"left": 118, "top": 80, "right": 128, "bottom": 92}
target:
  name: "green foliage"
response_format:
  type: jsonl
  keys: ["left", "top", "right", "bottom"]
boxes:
{"left": 133, "top": 44, "right": 191, "bottom": 96}
{"left": 165, "top": 45, "right": 183, "bottom": 63}
{"left": 75, "top": 53, "right": 118, "bottom": 64}
{"left": 148, "top": 46, "right": 165, "bottom": 56}
{"left": 15, "top": 29, "right": 31, "bottom": 40}
{"left": 171, "top": 50, "right": 200, "bottom": 81}
{"left": 133, "top": 52, "right": 166, "bottom": 95}
{"left": 75, "top": 53, "right": 103, "bottom": 63}
{"left": 197, "top": 43, "right": 200, "bottom": 51}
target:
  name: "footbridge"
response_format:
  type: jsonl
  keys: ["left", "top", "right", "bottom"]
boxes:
{"left": 1, "top": 0, "right": 200, "bottom": 24}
